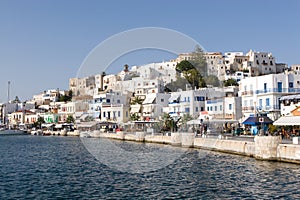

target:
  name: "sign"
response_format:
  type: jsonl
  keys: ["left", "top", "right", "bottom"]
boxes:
{"left": 259, "top": 117, "right": 264, "bottom": 123}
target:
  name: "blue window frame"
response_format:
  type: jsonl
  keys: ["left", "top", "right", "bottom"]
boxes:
{"left": 266, "top": 98, "right": 270, "bottom": 107}
{"left": 185, "top": 107, "right": 190, "bottom": 113}
{"left": 259, "top": 99, "right": 262, "bottom": 109}
{"left": 278, "top": 82, "right": 282, "bottom": 92}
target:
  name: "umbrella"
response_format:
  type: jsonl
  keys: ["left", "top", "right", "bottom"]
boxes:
{"left": 242, "top": 116, "right": 273, "bottom": 125}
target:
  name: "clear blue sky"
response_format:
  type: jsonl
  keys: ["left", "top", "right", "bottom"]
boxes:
{"left": 0, "top": 0, "right": 299, "bottom": 102}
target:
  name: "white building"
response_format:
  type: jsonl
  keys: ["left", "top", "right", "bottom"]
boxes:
{"left": 239, "top": 71, "right": 300, "bottom": 120}
{"left": 141, "top": 93, "right": 171, "bottom": 120}
{"left": 166, "top": 88, "right": 218, "bottom": 119}
{"left": 69, "top": 76, "right": 95, "bottom": 96}
{"left": 88, "top": 91, "right": 130, "bottom": 123}
{"left": 279, "top": 94, "right": 300, "bottom": 116}
{"left": 175, "top": 52, "right": 226, "bottom": 80}
{"left": 204, "top": 52, "right": 226, "bottom": 80}
{"left": 291, "top": 64, "right": 300, "bottom": 74}
{"left": 205, "top": 86, "right": 242, "bottom": 121}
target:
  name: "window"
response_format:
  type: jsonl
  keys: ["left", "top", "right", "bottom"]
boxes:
{"left": 289, "top": 82, "right": 294, "bottom": 88}
{"left": 107, "top": 99, "right": 110, "bottom": 103}
{"left": 117, "top": 99, "right": 120, "bottom": 104}
{"left": 215, "top": 106, "right": 217, "bottom": 111}
{"left": 161, "top": 99, "right": 164, "bottom": 102}
{"left": 259, "top": 99, "right": 262, "bottom": 109}
{"left": 207, "top": 107, "right": 209, "bottom": 111}
{"left": 220, "top": 105, "right": 222, "bottom": 111}
{"left": 118, "top": 111, "right": 121, "bottom": 117}
{"left": 229, "top": 104, "right": 232, "bottom": 110}
{"left": 201, "top": 107, "right": 204, "bottom": 111}
{"left": 195, "top": 107, "right": 198, "bottom": 112}
{"left": 103, "top": 112, "right": 106, "bottom": 118}
{"left": 126, "top": 111, "right": 128, "bottom": 118}
{"left": 278, "top": 82, "right": 282, "bottom": 92}
{"left": 185, "top": 107, "right": 190, "bottom": 113}
{"left": 188, "top": 97, "right": 190, "bottom": 102}
{"left": 266, "top": 98, "right": 270, "bottom": 107}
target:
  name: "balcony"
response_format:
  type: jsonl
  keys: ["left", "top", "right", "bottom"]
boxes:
{"left": 256, "top": 105, "right": 280, "bottom": 111}
{"left": 241, "top": 91, "right": 254, "bottom": 96}
{"left": 242, "top": 106, "right": 254, "bottom": 111}
{"left": 255, "top": 88, "right": 300, "bottom": 95}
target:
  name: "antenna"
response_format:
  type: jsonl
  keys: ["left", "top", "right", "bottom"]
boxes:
{"left": 7, "top": 81, "right": 10, "bottom": 103}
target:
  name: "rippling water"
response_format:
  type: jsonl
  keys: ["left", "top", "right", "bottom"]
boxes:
{"left": 0, "top": 135, "right": 299, "bottom": 199}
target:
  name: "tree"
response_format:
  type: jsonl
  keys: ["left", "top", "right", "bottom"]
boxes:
{"left": 179, "top": 113, "right": 193, "bottom": 131}
{"left": 189, "top": 45, "right": 208, "bottom": 76}
{"left": 164, "top": 76, "right": 189, "bottom": 92}
{"left": 34, "top": 116, "right": 45, "bottom": 128}
{"left": 223, "top": 78, "right": 239, "bottom": 87}
{"left": 66, "top": 115, "right": 75, "bottom": 123}
{"left": 204, "top": 75, "right": 220, "bottom": 87}
{"left": 160, "top": 113, "right": 174, "bottom": 132}
{"left": 130, "top": 113, "right": 139, "bottom": 121}
{"left": 176, "top": 60, "right": 195, "bottom": 72}
{"left": 58, "top": 90, "right": 73, "bottom": 102}
{"left": 130, "top": 96, "right": 143, "bottom": 105}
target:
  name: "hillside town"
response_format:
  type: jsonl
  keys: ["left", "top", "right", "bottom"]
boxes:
{"left": 1, "top": 49, "right": 300, "bottom": 137}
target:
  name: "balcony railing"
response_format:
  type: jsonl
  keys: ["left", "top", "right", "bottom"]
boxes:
{"left": 241, "top": 91, "right": 254, "bottom": 96}
{"left": 242, "top": 106, "right": 254, "bottom": 111}
{"left": 256, "top": 105, "right": 280, "bottom": 111}
{"left": 255, "top": 88, "right": 300, "bottom": 94}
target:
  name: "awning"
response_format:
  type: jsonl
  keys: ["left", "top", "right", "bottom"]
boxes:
{"left": 280, "top": 94, "right": 300, "bottom": 101}
{"left": 169, "top": 94, "right": 181, "bottom": 103}
{"left": 143, "top": 105, "right": 153, "bottom": 113}
{"left": 143, "top": 95, "right": 156, "bottom": 104}
{"left": 76, "top": 122, "right": 98, "bottom": 128}
{"left": 130, "top": 105, "right": 141, "bottom": 113}
{"left": 242, "top": 116, "right": 273, "bottom": 125}
{"left": 187, "top": 119, "right": 201, "bottom": 125}
{"left": 79, "top": 114, "right": 90, "bottom": 120}
{"left": 273, "top": 116, "right": 300, "bottom": 126}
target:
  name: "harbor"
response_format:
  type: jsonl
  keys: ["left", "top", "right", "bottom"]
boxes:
{"left": 0, "top": 135, "right": 299, "bottom": 199}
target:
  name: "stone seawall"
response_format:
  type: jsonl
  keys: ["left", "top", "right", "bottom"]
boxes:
{"left": 91, "top": 132, "right": 300, "bottom": 164}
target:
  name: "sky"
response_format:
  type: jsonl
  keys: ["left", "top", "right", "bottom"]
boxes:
{"left": 0, "top": 0, "right": 299, "bottom": 103}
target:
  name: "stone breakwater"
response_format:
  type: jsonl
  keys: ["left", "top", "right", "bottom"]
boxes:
{"left": 87, "top": 131, "right": 300, "bottom": 164}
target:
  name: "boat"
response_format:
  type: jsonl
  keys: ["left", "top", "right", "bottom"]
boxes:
{"left": 80, "top": 131, "right": 91, "bottom": 138}
{"left": 0, "top": 129, "right": 28, "bottom": 136}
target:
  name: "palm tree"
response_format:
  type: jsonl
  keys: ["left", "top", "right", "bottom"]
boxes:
{"left": 130, "top": 96, "right": 143, "bottom": 105}
{"left": 180, "top": 113, "right": 193, "bottom": 131}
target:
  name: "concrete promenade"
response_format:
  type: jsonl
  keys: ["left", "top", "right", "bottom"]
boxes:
{"left": 89, "top": 131, "right": 300, "bottom": 164}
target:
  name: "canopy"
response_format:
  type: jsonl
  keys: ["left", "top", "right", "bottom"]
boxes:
{"left": 273, "top": 116, "right": 300, "bottom": 126}
{"left": 142, "top": 105, "right": 153, "bottom": 113}
{"left": 242, "top": 116, "right": 273, "bottom": 125}
{"left": 280, "top": 94, "right": 300, "bottom": 101}
{"left": 168, "top": 94, "right": 181, "bottom": 103}
{"left": 187, "top": 119, "right": 238, "bottom": 125}
{"left": 143, "top": 95, "right": 156, "bottom": 104}
{"left": 130, "top": 105, "right": 141, "bottom": 113}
